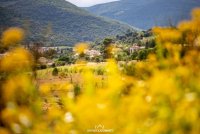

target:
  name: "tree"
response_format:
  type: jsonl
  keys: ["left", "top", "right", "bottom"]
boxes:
{"left": 29, "top": 42, "right": 43, "bottom": 62}
{"left": 103, "top": 38, "right": 113, "bottom": 59}
{"left": 103, "top": 38, "right": 112, "bottom": 46}
{"left": 138, "top": 50, "right": 148, "bottom": 60}
{"left": 43, "top": 48, "right": 56, "bottom": 59}
{"left": 52, "top": 67, "right": 59, "bottom": 76}
{"left": 131, "top": 51, "right": 138, "bottom": 60}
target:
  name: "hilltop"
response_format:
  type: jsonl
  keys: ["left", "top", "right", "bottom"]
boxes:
{"left": 86, "top": 0, "right": 200, "bottom": 29}
{"left": 0, "top": 0, "right": 136, "bottom": 46}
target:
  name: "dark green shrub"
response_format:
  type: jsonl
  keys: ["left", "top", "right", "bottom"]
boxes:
{"left": 74, "top": 84, "right": 81, "bottom": 97}
{"left": 40, "top": 64, "right": 47, "bottom": 70}
{"left": 96, "top": 68, "right": 104, "bottom": 75}
{"left": 52, "top": 67, "right": 59, "bottom": 76}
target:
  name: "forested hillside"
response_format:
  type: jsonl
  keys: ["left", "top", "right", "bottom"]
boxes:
{"left": 86, "top": 0, "right": 200, "bottom": 29}
{"left": 0, "top": 0, "right": 135, "bottom": 46}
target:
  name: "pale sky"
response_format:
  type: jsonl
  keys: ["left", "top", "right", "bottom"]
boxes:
{"left": 66, "top": 0, "right": 119, "bottom": 7}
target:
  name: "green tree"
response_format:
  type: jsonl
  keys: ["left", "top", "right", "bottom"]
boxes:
{"left": 43, "top": 48, "right": 57, "bottom": 59}
{"left": 138, "top": 50, "right": 148, "bottom": 60}
{"left": 103, "top": 38, "right": 113, "bottom": 59}
{"left": 131, "top": 51, "right": 138, "bottom": 60}
{"left": 52, "top": 67, "right": 59, "bottom": 76}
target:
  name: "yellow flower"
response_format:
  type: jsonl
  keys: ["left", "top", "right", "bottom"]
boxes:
{"left": 153, "top": 27, "right": 182, "bottom": 44}
{"left": 0, "top": 128, "right": 10, "bottom": 134}
{"left": 2, "top": 74, "right": 33, "bottom": 101}
{"left": 0, "top": 47, "right": 33, "bottom": 72}
{"left": 178, "top": 21, "right": 194, "bottom": 32}
{"left": 191, "top": 8, "right": 200, "bottom": 21}
{"left": 1, "top": 107, "right": 18, "bottom": 126}
{"left": 39, "top": 83, "right": 52, "bottom": 95}
{"left": 1, "top": 27, "right": 24, "bottom": 46}
{"left": 74, "top": 43, "right": 89, "bottom": 54}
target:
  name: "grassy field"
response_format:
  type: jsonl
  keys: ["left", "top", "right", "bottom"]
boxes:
{"left": 36, "top": 63, "right": 107, "bottom": 91}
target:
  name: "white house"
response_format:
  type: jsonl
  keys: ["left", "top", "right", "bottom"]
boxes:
{"left": 130, "top": 44, "right": 145, "bottom": 53}
{"left": 84, "top": 50, "right": 101, "bottom": 58}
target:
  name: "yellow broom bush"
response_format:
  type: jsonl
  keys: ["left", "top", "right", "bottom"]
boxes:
{"left": 0, "top": 8, "right": 200, "bottom": 134}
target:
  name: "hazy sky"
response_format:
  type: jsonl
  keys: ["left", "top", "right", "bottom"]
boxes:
{"left": 66, "top": 0, "right": 119, "bottom": 7}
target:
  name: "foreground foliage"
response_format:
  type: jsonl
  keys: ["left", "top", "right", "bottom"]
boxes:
{"left": 0, "top": 8, "right": 200, "bottom": 134}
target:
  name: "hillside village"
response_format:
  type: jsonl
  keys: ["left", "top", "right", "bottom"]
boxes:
{"left": 22, "top": 30, "right": 155, "bottom": 69}
{"left": 0, "top": 28, "right": 155, "bottom": 70}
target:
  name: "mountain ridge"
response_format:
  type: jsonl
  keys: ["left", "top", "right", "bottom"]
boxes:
{"left": 86, "top": 0, "right": 200, "bottom": 29}
{"left": 0, "top": 0, "right": 136, "bottom": 46}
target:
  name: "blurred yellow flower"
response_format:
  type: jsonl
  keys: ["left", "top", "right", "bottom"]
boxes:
{"left": 0, "top": 128, "right": 10, "bottom": 134}
{"left": 74, "top": 42, "right": 89, "bottom": 54}
{"left": 153, "top": 27, "right": 181, "bottom": 43}
{"left": 0, "top": 47, "right": 33, "bottom": 72}
{"left": 2, "top": 74, "right": 33, "bottom": 101}
{"left": 192, "top": 8, "right": 200, "bottom": 21}
{"left": 39, "top": 83, "right": 52, "bottom": 95}
{"left": 1, "top": 27, "right": 24, "bottom": 47}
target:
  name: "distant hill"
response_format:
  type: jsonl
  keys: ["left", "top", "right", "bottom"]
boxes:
{"left": 0, "top": 0, "right": 136, "bottom": 46}
{"left": 86, "top": 0, "right": 200, "bottom": 29}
